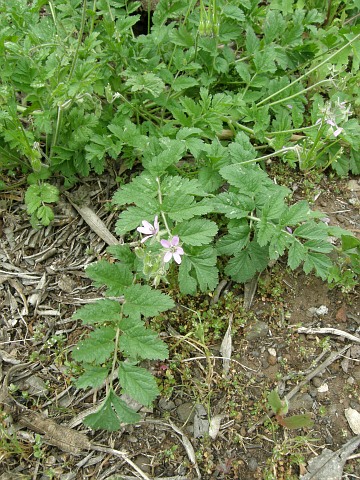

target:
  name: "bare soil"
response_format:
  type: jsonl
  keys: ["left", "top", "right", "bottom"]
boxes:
{"left": 0, "top": 170, "right": 359, "bottom": 480}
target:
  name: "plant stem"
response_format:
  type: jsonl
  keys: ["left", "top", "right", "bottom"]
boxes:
{"left": 256, "top": 32, "right": 360, "bottom": 107}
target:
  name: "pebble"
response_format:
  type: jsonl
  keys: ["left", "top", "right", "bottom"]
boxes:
{"left": 177, "top": 402, "right": 195, "bottom": 423}
{"left": 309, "top": 387, "right": 318, "bottom": 398}
{"left": 289, "top": 392, "right": 313, "bottom": 411}
{"left": 245, "top": 320, "right": 269, "bottom": 341}
{"left": 347, "top": 179, "right": 360, "bottom": 191}
{"left": 248, "top": 458, "right": 258, "bottom": 472}
{"left": 158, "top": 398, "right": 175, "bottom": 411}
{"left": 268, "top": 355, "right": 277, "bottom": 366}
{"left": 312, "top": 376, "right": 323, "bottom": 388}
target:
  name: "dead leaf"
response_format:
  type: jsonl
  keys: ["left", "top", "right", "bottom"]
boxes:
{"left": 220, "top": 314, "right": 233, "bottom": 375}
{"left": 345, "top": 408, "right": 360, "bottom": 435}
{"left": 335, "top": 305, "right": 347, "bottom": 323}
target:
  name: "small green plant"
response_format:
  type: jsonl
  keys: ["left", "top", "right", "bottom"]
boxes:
{"left": 268, "top": 389, "right": 314, "bottom": 430}
{"left": 71, "top": 250, "right": 174, "bottom": 430}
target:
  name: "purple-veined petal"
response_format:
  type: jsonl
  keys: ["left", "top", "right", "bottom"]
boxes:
{"left": 161, "top": 239, "right": 171, "bottom": 248}
{"left": 163, "top": 251, "right": 172, "bottom": 263}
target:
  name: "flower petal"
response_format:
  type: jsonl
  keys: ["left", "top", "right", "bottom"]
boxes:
{"left": 333, "top": 127, "right": 343, "bottom": 137}
{"left": 161, "top": 239, "right": 171, "bottom": 248}
{"left": 140, "top": 235, "right": 151, "bottom": 243}
{"left": 173, "top": 253, "right": 182, "bottom": 264}
{"left": 171, "top": 236, "right": 179, "bottom": 246}
{"left": 154, "top": 215, "right": 159, "bottom": 231}
{"left": 176, "top": 246, "right": 184, "bottom": 255}
{"left": 137, "top": 226, "right": 151, "bottom": 234}
{"left": 163, "top": 251, "right": 172, "bottom": 263}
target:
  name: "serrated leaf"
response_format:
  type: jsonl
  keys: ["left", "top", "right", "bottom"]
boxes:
{"left": 216, "top": 222, "right": 250, "bottom": 255}
{"left": 76, "top": 365, "right": 109, "bottom": 389}
{"left": 303, "top": 252, "right": 333, "bottom": 280}
{"left": 341, "top": 235, "right": 360, "bottom": 251}
{"left": 72, "top": 327, "right": 116, "bottom": 364}
{"left": 225, "top": 241, "right": 269, "bottom": 283}
{"left": 107, "top": 244, "right": 136, "bottom": 270}
{"left": 120, "top": 317, "right": 169, "bottom": 360}
{"left": 123, "top": 284, "right": 174, "bottom": 319}
{"left": 115, "top": 205, "right": 158, "bottom": 235}
{"left": 257, "top": 221, "right": 279, "bottom": 247}
{"left": 172, "top": 76, "right": 199, "bottom": 92}
{"left": 261, "top": 194, "right": 287, "bottom": 220}
{"left": 198, "top": 166, "right": 223, "bottom": 193}
{"left": 287, "top": 240, "right": 306, "bottom": 270}
{"left": 25, "top": 183, "right": 59, "bottom": 214}
{"left": 173, "top": 219, "right": 218, "bottom": 246}
{"left": 84, "top": 390, "right": 140, "bottom": 430}
{"left": 246, "top": 26, "right": 260, "bottom": 55}
{"left": 222, "top": 5, "right": 245, "bottom": 22}
{"left": 72, "top": 299, "right": 121, "bottom": 325}
{"left": 209, "top": 191, "right": 255, "bottom": 218}
{"left": 304, "top": 239, "right": 333, "bottom": 254}
{"left": 125, "top": 72, "right": 165, "bottom": 97}
{"left": 280, "top": 413, "right": 314, "bottom": 430}
{"left": 119, "top": 363, "right": 159, "bottom": 406}
{"left": 280, "top": 200, "right": 311, "bottom": 226}
{"left": 268, "top": 230, "right": 292, "bottom": 260}
{"left": 85, "top": 260, "right": 133, "bottom": 296}
{"left": 143, "top": 140, "right": 185, "bottom": 174}
{"left": 112, "top": 173, "right": 157, "bottom": 206}
{"left": 220, "top": 164, "right": 271, "bottom": 194}
{"left": 264, "top": 10, "right": 285, "bottom": 44}
{"left": 162, "top": 194, "right": 210, "bottom": 221}
{"left": 36, "top": 205, "right": 54, "bottom": 225}
{"left": 178, "top": 246, "right": 218, "bottom": 294}
{"left": 268, "top": 389, "right": 288, "bottom": 415}
{"left": 294, "top": 221, "right": 329, "bottom": 240}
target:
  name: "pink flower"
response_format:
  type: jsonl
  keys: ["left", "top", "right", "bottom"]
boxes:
{"left": 137, "top": 215, "right": 159, "bottom": 243}
{"left": 160, "top": 236, "right": 184, "bottom": 264}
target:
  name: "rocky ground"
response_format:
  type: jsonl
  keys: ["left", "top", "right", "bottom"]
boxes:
{"left": 0, "top": 171, "right": 359, "bottom": 480}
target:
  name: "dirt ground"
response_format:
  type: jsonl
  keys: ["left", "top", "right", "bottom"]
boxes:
{"left": 0, "top": 170, "right": 359, "bottom": 480}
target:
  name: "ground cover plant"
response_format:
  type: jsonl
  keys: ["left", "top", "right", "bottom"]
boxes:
{"left": 0, "top": 0, "right": 360, "bottom": 478}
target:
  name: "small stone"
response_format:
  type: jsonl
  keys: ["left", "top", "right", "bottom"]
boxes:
{"left": 177, "top": 402, "right": 195, "bottom": 423}
{"left": 261, "top": 359, "right": 269, "bottom": 369}
{"left": 351, "top": 345, "right": 360, "bottom": 359}
{"left": 345, "top": 408, "right": 360, "bottom": 434}
{"left": 289, "top": 393, "right": 313, "bottom": 412}
{"left": 346, "top": 376, "right": 355, "bottom": 385}
{"left": 268, "top": 347, "right": 276, "bottom": 357}
{"left": 245, "top": 320, "right": 269, "bottom": 341}
{"left": 158, "top": 398, "right": 175, "bottom": 411}
{"left": 133, "top": 454, "right": 151, "bottom": 474}
{"left": 312, "top": 376, "right": 323, "bottom": 388}
{"left": 317, "top": 383, "right": 329, "bottom": 393}
{"left": 268, "top": 355, "right": 277, "bottom": 366}
{"left": 309, "top": 387, "right": 318, "bottom": 398}
{"left": 248, "top": 458, "right": 258, "bottom": 472}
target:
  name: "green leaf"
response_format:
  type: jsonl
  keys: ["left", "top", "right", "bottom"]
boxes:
{"left": 172, "top": 76, "right": 199, "bottom": 92}
{"left": 75, "top": 365, "right": 109, "bottom": 389}
{"left": 209, "top": 191, "right": 255, "bottom": 218}
{"left": 85, "top": 260, "right": 133, "bottom": 296}
{"left": 123, "top": 284, "right": 175, "bottom": 319}
{"left": 246, "top": 26, "right": 260, "bottom": 55}
{"left": 162, "top": 194, "right": 210, "bottom": 221}
{"left": 222, "top": 5, "right": 245, "bottom": 22}
{"left": 257, "top": 221, "right": 278, "bottom": 247}
{"left": 119, "top": 363, "right": 159, "bottom": 406}
{"left": 268, "top": 389, "right": 288, "bottom": 415}
{"left": 143, "top": 139, "right": 185, "bottom": 174}
{"left": 84, "top": 390, "right": 140, "bottom": 430}
{"left": 125, "top": 72, "right": 165, "bottom": 97}
{"left": 112, "top": 173, "right": 157, "bottom": 206}
{"left": 280, "top": 413, "right": 314, "bottom": 430}
{"left": 25, "top": 183, "right": 59, "bottom": 214}
{"left": 304, "top": 239, "right": 333, "bottom": 254}
{"left": 264, "top": 10, "right": 285, "bottom": 44}
{"left": 225, "top": 241, "right": 269, "bottom": 283}
{"left": 216, "top": 222, "right": 250, "bottom": 255}
{"left": 303, "top": 252, "right": 333, "bottom": 280}
{"left": 120, "top": 317, "right": 169, "bottom": 360}
{"left": 106, "top": 244, "right": 136, "bottom": 270}
{"left": 173, "top": 219, "right": 218, "bottom": 246}
{"left": 72, "top": 327, "right": 116, "bottom": 364}
{"left": 178, "top": 246, "right": 218, "bottom": 294}
{"left": 294, "top": 221, "right": 329, "bottom": 240}
{"left": 36, "top": 205, "right": 54, "bottom": 226}
{"left": 280, "top": 200, "right": 312, "bottom": 226}
{"left": 72, "top": 299, "right": 122, "bottom": 325}
{"left": 341, "top": 235, "right": 360, "bottom": 252}
{"left": 261, "top": 194, "right": 287, "bottom": 220}
{"left": 287, "top": 240, "right": 306, "bottom": 270}
{"left": 198, "top": 166, "right": 223, "bottom": 193}
{"left": 115, "top": 205, "right": 158, "bottom": 235}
